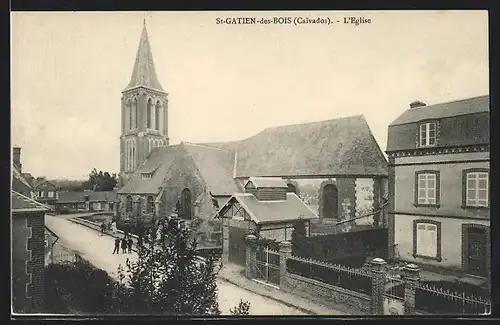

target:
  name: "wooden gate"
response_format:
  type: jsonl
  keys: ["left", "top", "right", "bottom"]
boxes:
{"left": 228, "top": 226, "right": 247, "bottom": 266}
{"left": 384, "top": 275, "right": 405, "bottom": 315}
{"left": 253, "top": 247, "right": 280, "bottom": 287}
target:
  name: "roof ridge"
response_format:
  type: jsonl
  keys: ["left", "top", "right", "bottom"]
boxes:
{"left": 182, "top": 142, "right": 232, "bottom": 152}
{"left": 256, "top": 114, "right": 365, "bottom": 135}
{"left": 410, "top": 94, "right": 489, "bottom": 110}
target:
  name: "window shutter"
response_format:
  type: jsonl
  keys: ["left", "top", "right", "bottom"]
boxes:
{"left": 416, "top": 224, "right": 426, "bottom": 255}
{"left": 427, "top": 225, "right": 437, "bottom": 257}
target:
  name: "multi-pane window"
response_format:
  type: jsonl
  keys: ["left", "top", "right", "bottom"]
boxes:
{"left": 147, "top": 196, "right": 155, "bottom": 214}
{"left": 48, "top": 191, "right": 54, "bottom": 198}
{"left": 416, "top": 223, "right": 438, "bottom": 258}
{"left": 419, "top": 122, "right": 437, "bottom": 147}
{"left": 39, "top": 191, "right": 44, "bottom": 198}
{"left": 417, "top": 172, "right": 438, "bottom": 205}
{"left": 466, "top": 171, "right": 489, "bottom": 207}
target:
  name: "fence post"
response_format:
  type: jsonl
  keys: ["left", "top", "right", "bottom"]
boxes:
{"left": 278, "top": 241, "right": 292, "bottom": 288}
{"left": 402, "top": 263, "right": 421, "bottom": 315}
{"left": 244, "top": 234, "right": 257, "bottom": 279}
{"left": 370, "top": 257, "right": 387, "bottom": 315}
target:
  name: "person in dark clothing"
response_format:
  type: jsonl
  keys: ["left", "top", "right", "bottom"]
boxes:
{"left": 113, "top": 237, "right": 120, "bottom": 254}
{"left": 137, "top": 235, "right": 143, "bottom": 248}
{"left": 127, "top": 238, "right": 133, "bottom": 253}
{"left": 121, "top": 237, "right": 128, "bottom": 253}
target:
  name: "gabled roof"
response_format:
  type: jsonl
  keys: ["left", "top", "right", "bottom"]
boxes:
{"left": 234, "top": 115, "right": 388, "bottom": 177}
{"left": 390, "top": 95, "right": 489, "bottom": 126}
{"left": 33, "top": 179, "right": 56, "bottom": 190}
{"left": 218, "top": 193, "right": 318, "bottom": 224}
{"left": 245, "top": 177, "right": 288, "bottom": 189}
{"left": 123, "top": 22, "right": 165, "bottom": 93}
{"left": 22, "top": 173, "right": 35, "bottom": 186}
{"left": 57, "top": 191, "right": 118, "bottom": 203}
{"left": 12, "top": 165, "right": 33, "bottom": 190}
{"left": 12, "top": 190, "right": 53, "bottom": 213}
{"left": 118, "top": 145, "right": 180, "bottom": 194}
{"left": 182, "top": 142, "right": 240, "bottom": 196}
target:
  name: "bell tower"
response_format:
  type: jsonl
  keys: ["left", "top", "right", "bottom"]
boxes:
{"left": 119, "top": 20, "right": 169, "bottom": 187}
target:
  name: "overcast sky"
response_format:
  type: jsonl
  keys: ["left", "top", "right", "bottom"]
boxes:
{"left": 11, "top": 11, "right": 489, "bottom": 180}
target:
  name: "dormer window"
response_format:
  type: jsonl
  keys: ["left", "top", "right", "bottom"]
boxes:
{"left": 419, "top": 122, "right": 437, "bottom": 147}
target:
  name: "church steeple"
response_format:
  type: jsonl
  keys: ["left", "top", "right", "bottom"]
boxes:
{"left": 124, "top": 21, "right": 165, "bottom": 92}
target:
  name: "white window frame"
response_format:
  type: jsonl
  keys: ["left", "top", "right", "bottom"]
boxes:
{"left": 48, "top": 191, "right": 54, "bottom": 198}
{"left": 417, "top": 173, "right": 437, "bottom": 205}
{"left": 466, "top": 172, "right": 489, "bottom": 207}
{"left": 39, "top": 191, "right": 44, "bottom": 198}
{"left": 416, "top": 222, "right": 438, "bottom": 258}
{"left": 419, "top": 122, "right": 437, "bottom": 147}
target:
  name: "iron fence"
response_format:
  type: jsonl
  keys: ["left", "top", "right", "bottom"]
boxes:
{"left": 286, "top": 255, "right": 373, "bottom": 295}
{"left": 415, "top": 283, "right": 491, "bottom": 315}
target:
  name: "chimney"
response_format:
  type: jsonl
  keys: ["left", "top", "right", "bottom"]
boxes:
{"left": 409, "top": 100, "right": 426, "bottom": 109}
{"left": 13, "top": 147, "right": 22, "bottom": 172}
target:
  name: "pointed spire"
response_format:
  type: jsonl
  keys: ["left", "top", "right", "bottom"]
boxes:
{"left": 124, "top": 21, "right": 165, "bottom": 92}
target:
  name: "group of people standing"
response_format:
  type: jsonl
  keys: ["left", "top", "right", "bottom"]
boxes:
{"left": 113, "top": 234, "right": 133, "bottom": 254}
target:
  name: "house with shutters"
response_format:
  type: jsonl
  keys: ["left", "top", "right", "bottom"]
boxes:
{"left": 386, "top": 95, "right": 490, "bottom": 281}
{"left": 115, "top": 22, "right": 389, "bottom": 247}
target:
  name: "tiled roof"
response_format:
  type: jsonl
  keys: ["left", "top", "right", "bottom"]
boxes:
{"left": 390, "top": 95, "right": 489, "bottom": 126}
{"left": 182, "top": 143, "right": 240, "bottom": 196}
{"left": 12, "top": 190, "right": 52, "bottom": 213}
{"left": 124, "top": 23, "right": 165, "bottom": 92}
{"left": 33, "top": 179, "right": 56, "bottom": 190}
{"left": 234, "top": 115, "right": 388, "bottom": 177}
{"left": 118, "top": 145, "right": 180, "bottom": 194}
{"left": 246, "top": 177, "right": 288, "bottom": 189}
{"left": 220, "top": 193, "right": 319, "bottom": 224}
{"left": 57, "top": 191, "right": 118, "bottom": 203}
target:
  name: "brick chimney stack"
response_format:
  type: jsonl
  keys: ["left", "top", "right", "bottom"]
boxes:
{"left": 409, "top": 100, "right": 426, "bottom": 109}
{"left": 13, "top": 147, "right": 22, "bottom": 172}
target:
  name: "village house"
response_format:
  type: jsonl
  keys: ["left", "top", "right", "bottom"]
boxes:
{"left": 32, "top": 178, "right": 59, "bottom": 207}
{"left": 386, "top": 95, "right": 490, "bottom": 282}
{"left": 11, "top": 190, "right": 52, "bottom": 313}
{"left": 12, "top": 147, "right": 33, "bottom": 197}
{"left": 115, "top": 23, "right": 389, "bottom": 246}
{"left": 54, "top": 191, "right": 117, "bottom": 214}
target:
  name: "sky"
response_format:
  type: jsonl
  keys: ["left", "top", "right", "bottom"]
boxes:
{"left": 11, "top": 11, "right": 489, "bottom": 180}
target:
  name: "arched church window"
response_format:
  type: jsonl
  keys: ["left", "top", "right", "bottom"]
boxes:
{"left": 128, "top": 99, "right": 132, "bottom": 130}
{"left": 180, "top": 188, "right": 192, "bottom": 220}
{"left": 126, "top": 196, "right": 133, "bottom": 212}
{"left": 155, "top": 100, "right": 161, "bottom": 130}
{"left": 322, "top": 184, "right": 339, "bottom": 219}
{"left": 131, "top": 140, "right": 135, "bottom": 170}
{"left": 147, "top": 196, "right": 155, "bottom": 214}
{"left": 133, "top": 97, "right": 138, "bottom": 129}
{"left": 147, "top": 98, "right": 153, "bottom": 129}
{"left": 287, "top": 183, "right": 297, "bottom": 194}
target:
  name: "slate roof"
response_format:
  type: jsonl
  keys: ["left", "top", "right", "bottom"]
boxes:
{"left": 218, "top": 193, "right": 319, "bottom": 224}
{"left": 245, "top": 177, "right": 288, "bottom": 189}
{"left": 234, "top": 115, "right": 387, "bottom": 177}
{"left": 12, "top": 190, "right": 52, "bottom": 213}
{"left": 33, "top": 179, "right": 56, "bottom": 190}
{"left": 13, "top": 166, "right": 32, "bottom": 190}
{"left": 124, "top": 22, "right": 165, "bottom": 93}
{"left": 182, "top": 143, "right": 240, "bottom": 195}
{"left": 57, "top": 191, "right": 118, "bottom": 203}
{"left": 118, "top": 145, "right": 180, "bottom": 194}
{"left": 390, "top": 95, "right": 489, "bottom": 126}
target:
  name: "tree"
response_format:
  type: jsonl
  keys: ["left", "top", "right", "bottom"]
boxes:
{"left": 82, "top": 168, "right": 118, "bottom": 192}
{"left": 113, "top": 213, "right": 250, "bottom": 315}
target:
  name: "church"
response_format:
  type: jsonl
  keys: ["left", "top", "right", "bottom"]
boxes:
{"left": 115, "top": 22, "right": 389, "bottom": 246}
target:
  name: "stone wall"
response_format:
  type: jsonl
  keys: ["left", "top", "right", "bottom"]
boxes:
{"left": 282, "top": 273, "right": 371, "bottom": 314}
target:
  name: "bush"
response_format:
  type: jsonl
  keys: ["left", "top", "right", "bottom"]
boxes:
{"left": 44, "top": 260, "right": 115, "bottom": 314}
{"left": 230, "top": 299, "right": 250, "bottom": 315}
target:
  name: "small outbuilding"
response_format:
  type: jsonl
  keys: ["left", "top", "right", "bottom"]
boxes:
{"left": 217, "top": 177, "right": 319, "bottom": 265}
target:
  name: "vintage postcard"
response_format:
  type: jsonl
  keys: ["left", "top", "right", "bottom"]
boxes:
{"left": 11, "top": 10, "right": 490, "bottom": 317}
